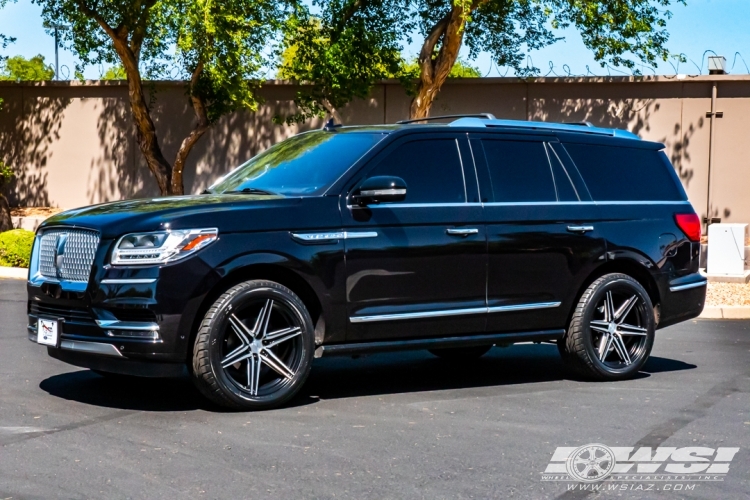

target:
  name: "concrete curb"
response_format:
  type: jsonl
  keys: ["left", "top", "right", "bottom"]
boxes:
{"left": 699, "top": 306, "right": 750, "bottom": 319}
{"left": 0, "top": 267, "right": 28, "bottom": 280}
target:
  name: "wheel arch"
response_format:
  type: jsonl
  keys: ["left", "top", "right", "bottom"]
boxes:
{"left": 567, "top": 259, "right": 661, "bottom": 327}
{"left": 186, "top": 259, "right": 326, "bottom": 363}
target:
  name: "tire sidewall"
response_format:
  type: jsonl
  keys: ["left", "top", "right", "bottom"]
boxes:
{"left": 205, "top": 282, "right": 314, "bottom": 409}
{"left": 581, "top": 276, "right": 655, "bottom": 378}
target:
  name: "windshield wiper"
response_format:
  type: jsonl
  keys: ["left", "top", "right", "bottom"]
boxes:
{"left": 225, "top": 187, "right": 277, "bottom": 196}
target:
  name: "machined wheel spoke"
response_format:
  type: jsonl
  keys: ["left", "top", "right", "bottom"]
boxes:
{"left": 264, "top": 326, "right": 302, "bottom": 348}
{"left": 246, "top": 354, "right": 261, "bottom": 395}
{"left": 228, "top": 314, "right": 255, "bottom": 343}
{"left": 260, "top": 348, "right": 295, "bottom": 380}
{"left": 612, "top": 334, "right": 632, "bottom": 365}
{"left": 605, "top": 292, "right": 616, "bottom": 322}
{"left": 598, "top": 334, "right": 613, "bottom": 360}
{"left": 619, "top": 323, "right": 648, "bottom": 336}
{"left": 590, "top": 320, "right": 610, "bottom": 334}
{"left": 615, "top": 295, "right": 639, "bottom": 324}
{"left": 221, "top": 344, "right": 250, "bottom": 368}
{"left": 255, "top": 299, "right": 274, "bottom": 339}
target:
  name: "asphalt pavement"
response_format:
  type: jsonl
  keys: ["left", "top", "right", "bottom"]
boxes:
{"left": 1, "top": 278, "right": 748, "bottom": 499}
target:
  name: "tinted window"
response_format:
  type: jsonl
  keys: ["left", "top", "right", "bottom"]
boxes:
{"left": 482, "top": 140, "right": 556, "bottom": 202}
{"left": 367, "top": 139, "right": 466, "bottom": 203}
{"left": 548, "top": 145, "right": 580, "bottom": 202}
{"left": 563, "top": 143, "right": 684, "bottom": 201}
{"left": 210, "top": 131, "right": 385, "bottom": 196}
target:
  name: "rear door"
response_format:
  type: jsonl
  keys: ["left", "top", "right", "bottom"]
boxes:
{"left": 341, "top": 133, "right": 487, "bottom": 341}
{"left": 472, "top": 134, "right": 606, "bottom": 333}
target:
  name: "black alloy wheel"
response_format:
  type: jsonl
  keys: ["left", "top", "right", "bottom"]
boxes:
{"left": 192, "top": 280, "right": 314, "bottom": 410}
{"left": 559, "top": 273, "right": 655, "bottom": 380}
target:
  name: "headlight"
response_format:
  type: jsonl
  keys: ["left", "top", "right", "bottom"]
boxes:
{"left": 111, "top": 228, "right": 218, "bottom": 265}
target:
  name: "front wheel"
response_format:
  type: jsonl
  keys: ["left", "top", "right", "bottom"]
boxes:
{"left": 191, "top": 280, "right": 315, "bottom": 410}
{"left": 559, "top": 273, "right": 655, "bottom": 380}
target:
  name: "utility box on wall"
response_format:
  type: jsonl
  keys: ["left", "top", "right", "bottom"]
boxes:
{"left": 707, "top": 224, "right": 747, "bottom": 276}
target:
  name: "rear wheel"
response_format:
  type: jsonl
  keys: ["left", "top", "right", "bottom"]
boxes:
{"left": 191, "top": 280, "right": 314, "bottom": 410}
{"left": 559, "top": 273, "right": 655, "bottom": 380}
{"left": 429, "top": 345, "right": 492, "bottom": 360}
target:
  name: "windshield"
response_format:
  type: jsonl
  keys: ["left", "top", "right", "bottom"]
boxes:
{"left": 209, "top": 131, "right": 386, "bottom": 196}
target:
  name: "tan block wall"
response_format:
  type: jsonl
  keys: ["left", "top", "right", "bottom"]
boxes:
{"left": 1, "top": 76, "right": 749, "bottom": 224}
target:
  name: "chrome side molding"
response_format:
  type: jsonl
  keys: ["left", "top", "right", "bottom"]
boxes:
{"left": 350, "top": 302, "right": 561, "bottom": 323}
{"left": 669, "top": 280, "right": 707, "bottom": 292}
{"left": 291, "top": 231, "right": 378, "bottom": 243}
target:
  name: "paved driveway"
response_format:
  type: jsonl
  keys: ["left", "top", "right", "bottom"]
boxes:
{"left": 1, "top": 278, "right": 748, "bottom": 499}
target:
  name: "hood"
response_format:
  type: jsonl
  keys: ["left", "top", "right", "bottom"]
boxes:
{"left": 40, "top": 194, "right": 300, "bottom": 238}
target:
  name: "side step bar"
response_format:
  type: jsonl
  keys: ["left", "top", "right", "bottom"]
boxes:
{"left": 314, "top": 329, "right": 565, "bottom": 358}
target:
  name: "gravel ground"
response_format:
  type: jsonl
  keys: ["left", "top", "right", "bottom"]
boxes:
{"left": 706, "top": 282, "right": 750, "bottom": 306}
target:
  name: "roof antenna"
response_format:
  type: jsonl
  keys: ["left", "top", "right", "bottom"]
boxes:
{"left": 323, "top": 118, "right": 342, "bottom": 130}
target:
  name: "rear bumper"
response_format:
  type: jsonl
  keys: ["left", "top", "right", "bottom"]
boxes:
{"left": 658, "top": 273, "right": 707, "bottom": 329}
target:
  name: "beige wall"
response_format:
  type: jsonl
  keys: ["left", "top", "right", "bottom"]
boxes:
{"left": 1, "top": 76, "right": 749, "bottom": 224}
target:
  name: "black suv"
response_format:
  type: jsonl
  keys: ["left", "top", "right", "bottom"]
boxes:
{"left": 27, "top": 116, "right": 706, "bottom": 410}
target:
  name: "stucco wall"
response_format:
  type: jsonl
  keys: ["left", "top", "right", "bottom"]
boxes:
{"left": 1, "top": 76, "right": 749, "bottom": 224}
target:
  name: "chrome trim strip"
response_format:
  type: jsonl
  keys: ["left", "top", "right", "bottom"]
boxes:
{"left": 350, "top": 302, "right": 561, "bottom": 323}
{"left": 100, "top": 278, "right": 157, "bottom": 284}
{"left": 345, "top": 231, "right": 378, "bottom": 239}
{"left": 60, "top": 340, "right": 124, "bottom": 357}
{"left": 669, "top": 280, "right": 708, "bottom": 292}
{"left": 487, "top": 302, "right": 561, "bottom": 313}
{"left": 446, "top": 228, "right": 479, "bottom": 235}
{"left": 350, "top": 307, "right": 487, "bottom": 323}
{"left": 483, "top": 201, "right": 691, "bottom": 206}
{"left": 291, "top": 231, "right": 378, "bottom": 242}
{"left": 95, "top": 320, "right": 160, "bottom": 331}
{"left": 360, "top": 188, "right": 406, "bottom": 197}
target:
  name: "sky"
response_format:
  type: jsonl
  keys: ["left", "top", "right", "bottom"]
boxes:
{"left": 0, "top": 0, "right": 749, "bottom": 79}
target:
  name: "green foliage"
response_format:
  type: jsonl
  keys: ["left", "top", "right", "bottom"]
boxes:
{"left": 0, "top": 0, "right": 16, "bottom": 53}
{"left": 0, "top": 229, "right": 34, "bottom": 268}
{"left": 276, "top": 0, "right": 412, "bottom": 124}
{"left": 0, "top": 160, "right": 13, "bottom": 188}
{"left": 401, "top": 57, "right": 481, "bottom": 78}
{"left": 33, "top": 0, "right": 287, "bottom": 122}
{"left": 0, "top": 54, "right": 55, "bottom": 81}
{"left": 101, "top": 65, "right": 126, "bottom": 80}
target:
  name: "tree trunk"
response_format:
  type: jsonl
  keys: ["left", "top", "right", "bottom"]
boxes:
{"left": 111, "top": 39, "right": 173, "bottom": 195}
{"left": 171, "top": 63, "right": 210, "bottom": 195}
{"left": 0, "top": 194, "right": 11, "bottom": 232}
{"left": 409, "top": 7, "right": 468, "bottom": 120}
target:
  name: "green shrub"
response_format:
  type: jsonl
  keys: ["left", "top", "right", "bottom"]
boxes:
{"left": 0, "top": 229, "right": 35, "bottom": 268}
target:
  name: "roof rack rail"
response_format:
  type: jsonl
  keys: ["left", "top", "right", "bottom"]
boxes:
{"left": 564, "top": 121, "right": 594, "bottom": 127}
{"left": 396, "top": 113, "right": 496, "bottom": 125}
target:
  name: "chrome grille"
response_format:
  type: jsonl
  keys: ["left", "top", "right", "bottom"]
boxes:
{"left": 38, "top": 229, "right": 99, "bottom": 282}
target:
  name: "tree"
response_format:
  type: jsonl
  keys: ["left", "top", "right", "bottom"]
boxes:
{"left": 277, "top": 0, "right": 410, "bottom": 124}
{"left": 408, "top": 0, "right": 683, "bottom": 119}
{"left": 0, "top": 54, "right": 55, "bottom": 81}
{"left": 34, "top": 0, "right": 288, "bottom": 195}
{"left": 287, "top": 0, "right": 683, "bottom": 120}
{"left": 401, "top": 57, "right": 481, "bottom": 79}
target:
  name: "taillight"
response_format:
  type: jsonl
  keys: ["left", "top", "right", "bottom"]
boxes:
{"left": 674, "top": 213, "right": 701, "bottom": 242}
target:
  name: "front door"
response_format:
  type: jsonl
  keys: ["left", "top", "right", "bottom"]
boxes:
{"left": 471, "top": 134, "right": 606, "bottom": 334}
{"left": 341, "top": 134, "right": 487, "bottom": 341}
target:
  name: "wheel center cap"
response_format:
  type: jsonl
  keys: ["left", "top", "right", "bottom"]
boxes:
{"left": 250, "top": 340, "right": 262, "bottom": 354}
{"left": 607, "top": 322, "right": 617, "bottom": 334}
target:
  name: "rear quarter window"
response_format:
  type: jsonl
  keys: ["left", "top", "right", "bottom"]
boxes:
{"left": 562, "top": 143, "right": 685, "bottom": 201}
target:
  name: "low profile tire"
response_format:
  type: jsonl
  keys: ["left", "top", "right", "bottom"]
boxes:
{"left": 559, "top": 273, "right": 655, "bottom": 380}
{"left": 428, "top": 345, "right": 492, "bottom": 360}
{"left": 191, "top": 280, "right": 315, "bottom": 411}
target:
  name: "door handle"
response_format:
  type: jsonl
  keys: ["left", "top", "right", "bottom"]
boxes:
{"left": 567, "top": 225, "right": 594, "bottom": 234}
{"left": 446, "top": 228, "right": 479, "bottom": 236}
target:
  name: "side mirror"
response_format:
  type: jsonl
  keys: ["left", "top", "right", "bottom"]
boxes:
{"left": 352, "top": 176, "right": 407, "bottom": 206}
